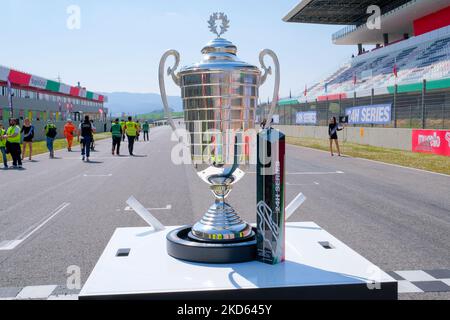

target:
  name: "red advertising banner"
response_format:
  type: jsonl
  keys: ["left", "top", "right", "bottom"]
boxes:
{"left": 413, "top": 6, "right": 450, "bottom": 36}
{"left": 412, "top": 129, "right": 450, "bottom": 157}
{"left": 70, "top": 86, "right": 80, "bottom": 96}
{"left": 8, "top": 70, "right": 32, "bottom": 86}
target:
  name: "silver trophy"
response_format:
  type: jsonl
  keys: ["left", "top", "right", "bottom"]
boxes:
{"left": 160, "top": 13, "right": 280, "bottom": 263}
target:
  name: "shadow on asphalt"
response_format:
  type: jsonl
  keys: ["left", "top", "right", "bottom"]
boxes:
{"left": 85, "top": 161, "right": 104, "bottom": 164}
{"left": 20, "top": 160, "right": 39, "bottom": 163}
{"left": 131, "top": 155, "right": 148, "bottom": 158}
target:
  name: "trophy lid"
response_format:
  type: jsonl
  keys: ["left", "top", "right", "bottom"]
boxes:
{"left": 180, "top": 13, "right": 260, "bottom": 73}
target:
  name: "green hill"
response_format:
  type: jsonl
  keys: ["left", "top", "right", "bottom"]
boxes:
{"left": 137, "top": 110, "right": 183, "bottom": 121}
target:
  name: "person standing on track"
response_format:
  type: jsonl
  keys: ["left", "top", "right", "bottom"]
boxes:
{"left": 90, "top": 120, "right": 97, "bottom": 151}
{"left": 328, "top": 116, "right": 343, "bottom": 157}
{"left": 143, "top": 120, "right": 150, "bottom": 141}
{"left": 0, "top": 123, "right": 8, "bottom": 169}
{"left": 4, "top": 118, "right": 22, "bottom": 168}
{"left": 111, "top": 118, "right": 122, "bottom": 156}
{"left": 124, "top": 116, "right": 138, "bottom": 156}
{"left": 64, "top": 119, "right": 77, "bottom": 152}
{"left": 44, "top": 120, "right": 58, "bottom": 159}
{"left": 135, "top": 120, "right": 141, "bottom": 142}
{"left": 21, "top": 118, "right": 34, "bottom": 161}
{"left": 79, "top": 115, "right": 95, "bottom": 162}
{"left": 120, "top": 119, "right": 126, "bottom": 142}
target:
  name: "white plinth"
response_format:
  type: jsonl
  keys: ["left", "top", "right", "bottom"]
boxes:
{"left": 79, "top": 222, "right": 397, "bottom": 300}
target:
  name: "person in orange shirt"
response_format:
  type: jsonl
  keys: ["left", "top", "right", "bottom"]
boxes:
{"left": 64, "top": 119, "right": 77, "bottom": 152}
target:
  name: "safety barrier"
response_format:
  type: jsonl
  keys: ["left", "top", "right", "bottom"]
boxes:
{"left": 275, "top": 125, "right": 413, "bottom": 151}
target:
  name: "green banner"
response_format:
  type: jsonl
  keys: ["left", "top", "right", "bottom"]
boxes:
{"left": 86, "top": 91, "right": 94, "bottom": 100}
{"left": 46, "top": 80, "right": 61, "bottom": 92}
{"left": 388, "top": 77, "right": 450, "bottom": 94}
{"left": 278, "top": 99, "right": 299, "bottom": 106}
{"left": 427, "top": 78, "right": 450, "bottom": 90}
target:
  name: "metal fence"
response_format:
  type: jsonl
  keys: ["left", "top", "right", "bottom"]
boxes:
{"left": 261, "top": 85, "right": 450, "bottom": 129}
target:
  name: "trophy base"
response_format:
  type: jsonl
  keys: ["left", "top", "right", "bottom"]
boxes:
{"left": 187, "top": 229, "right": 255, "bottom": 243}
{"left": 80, "top": 223, "right": 398, "bottom": 300}
{"left": 166, "top": 226, "right": 257, "bottom": 264}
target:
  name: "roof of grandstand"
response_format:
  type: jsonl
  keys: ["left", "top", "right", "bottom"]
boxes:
{"left": 283, "top": 0, "right": 412, "bottom": 25}
{"left": 285, "top": 0, "right": 450, "bottom": 45}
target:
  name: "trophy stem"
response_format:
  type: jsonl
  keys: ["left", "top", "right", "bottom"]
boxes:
{"left": 190, "top": 184, "right": 253, "bottom": 242}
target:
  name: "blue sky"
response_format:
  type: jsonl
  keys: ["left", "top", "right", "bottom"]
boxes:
{"left": 0, "top": 0, "right": 355, "bottom": 100}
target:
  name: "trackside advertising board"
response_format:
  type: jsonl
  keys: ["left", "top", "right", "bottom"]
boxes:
{"left": 296, "top": 111, "right": 317, "bottom": 124}
{"left": 412, "top": 129, "right": 450, "bottom": 157}
{"left": 346, "top": 104, "right": 391, "bottom": 125}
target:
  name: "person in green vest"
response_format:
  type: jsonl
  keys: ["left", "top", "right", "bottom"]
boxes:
{"left": 0, "top": 123, "right": 8, "bottom": 169}
{"left": 143, "top": 121, "right": 150, "bottom": 141}
{"left": 4, "top": 119, "right": 22, "bottom": 169}
{"left": 110, "top": 118, "right": 123, "bottom": 156}
{"left": 124, "top": 116, "right": 138, "bottom": 156}
{"left": 44, "top": 120, "right": 58, "bottom": 159}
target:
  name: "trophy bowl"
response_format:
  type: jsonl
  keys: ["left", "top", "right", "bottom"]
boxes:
{"left": 159, "top": 13, "right": 280, "bottom": 263}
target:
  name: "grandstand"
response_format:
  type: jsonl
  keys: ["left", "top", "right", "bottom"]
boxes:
{"left": 273, "top": 0, "right": 450, "bottom": 129}
{"left": 302, "top": 26, "right": 450, "bottom": 100}
{"left": 0, "top": 65, "right": 108, "bottom": 123}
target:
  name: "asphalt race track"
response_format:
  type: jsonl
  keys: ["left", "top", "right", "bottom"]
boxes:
{"left": 0, "top": 126, "right": 449, "bottom": 300}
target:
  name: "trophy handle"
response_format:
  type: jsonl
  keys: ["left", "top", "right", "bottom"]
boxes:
{"left": 259, "top": 49, "right": 280, "bottom": 129}
{"left": 159, "top": 50, "right": 181, "bottom": 132}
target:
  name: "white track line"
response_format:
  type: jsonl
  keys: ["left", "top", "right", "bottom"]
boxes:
{"left": 16, "top": 285, "right": 58, "bottom": 300}
{"left": 286, "top": 171, "right": 344, "bottom": 175}
{"left": 351, "top": 156, "right": 450, "bottom": 178}
{"left": 126, "top": 196, "right": 165, "bottom": 232}
{"left": 285, "top": 193, "right": 307, "bottom": 221}
{"left": 124, "top": 205, "right": 172, "bottom": 211}
{"left": 47, "top": 295, "right": 79, "bottom": 300}
{"left": 287, "top": 182, "right": 320, "bottom": 186}
{"left": 288, "top": 143, "right": 450, "bottom": 178}
{"left": 63, "top": 157, "right": 132, "bottom": 160}
{"left": 0, "top": 203, "right": 71, "bottom": 251}
{"left": 247, "top": 171, "right": 343, "bottom": 175}
{"left": 83, "top": 174, "right": 113, "bottom": 177}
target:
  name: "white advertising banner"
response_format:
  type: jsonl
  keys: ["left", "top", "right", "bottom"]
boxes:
{"left": 296, "top": 111, "right": 317, "bottom": 124}
{"left": 29, "top": 75, "right": 48, "bottom": 90}
{"left": 0, "top": 66, "right": 10, "bottom": 82}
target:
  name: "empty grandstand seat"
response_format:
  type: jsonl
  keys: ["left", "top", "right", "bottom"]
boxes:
{"left": 305, "top": 31, "right": 450, "bottom": 98}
